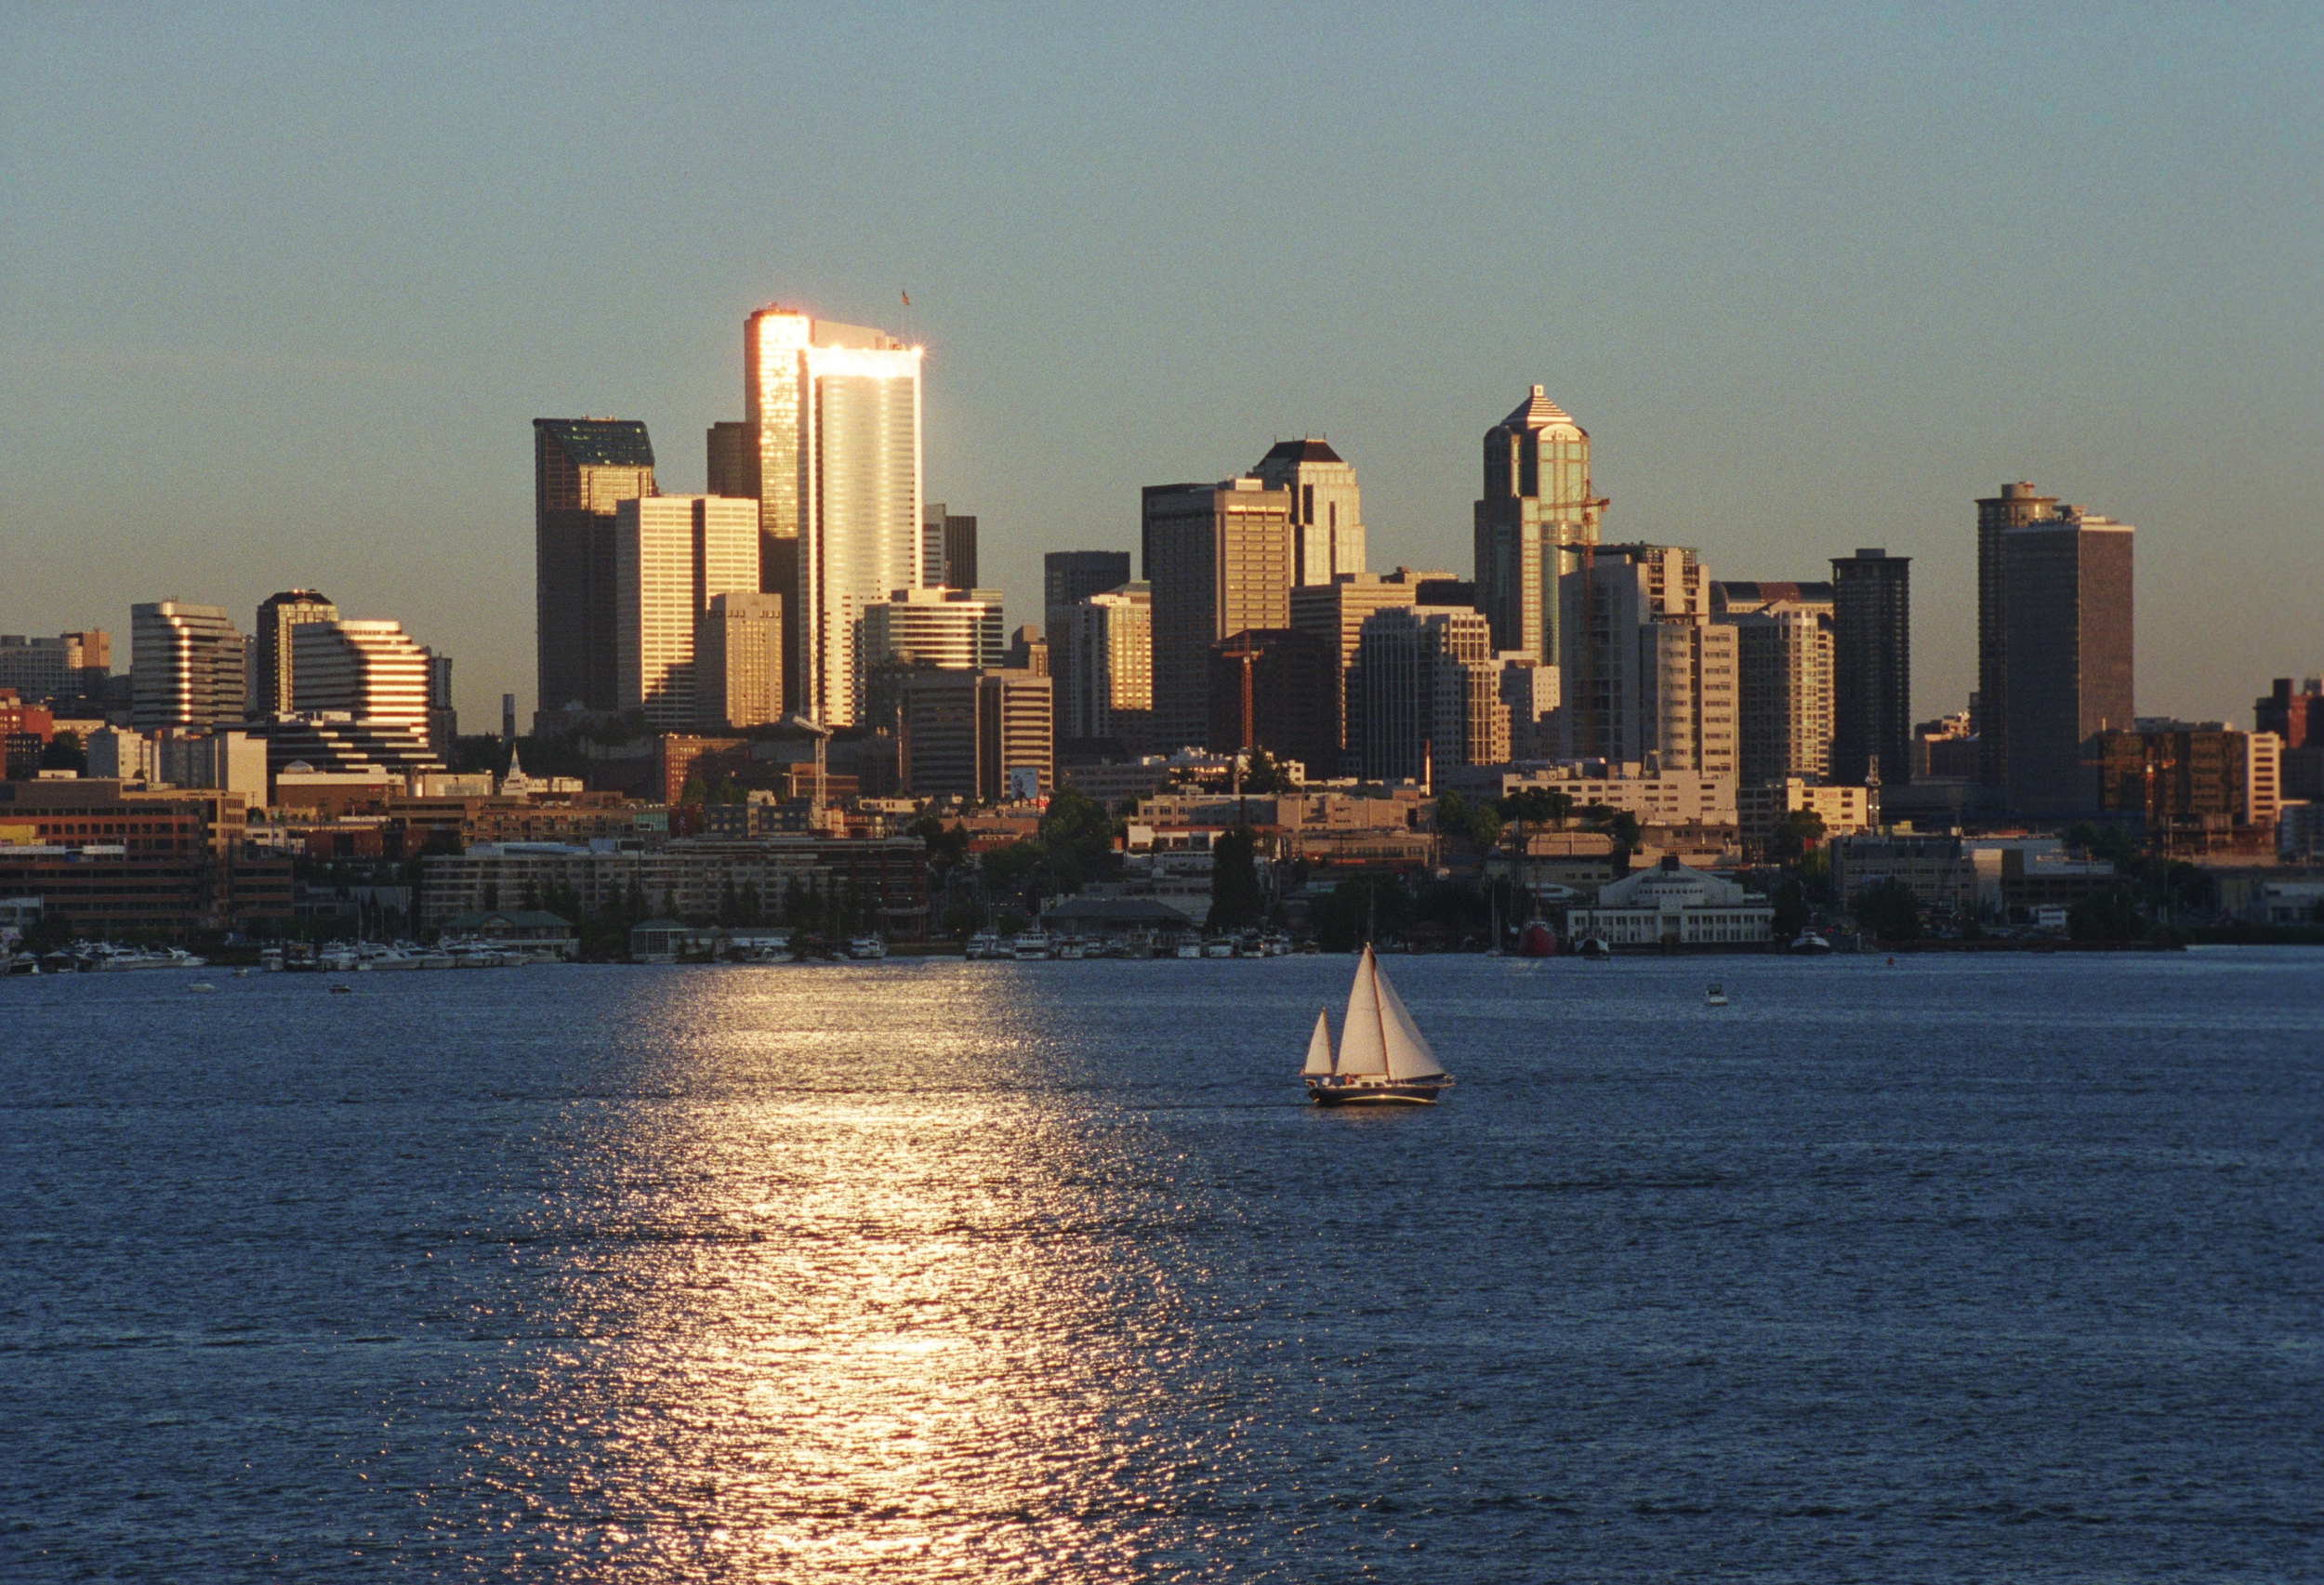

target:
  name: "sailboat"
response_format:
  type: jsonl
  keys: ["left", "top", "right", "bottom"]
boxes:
{"left": 1302, "top": 944, "right": 1456, "bottom": 1105}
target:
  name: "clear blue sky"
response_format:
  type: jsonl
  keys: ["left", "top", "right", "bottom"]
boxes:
{"left": 4, "top": 4, "right": 2318, "bottom": 728}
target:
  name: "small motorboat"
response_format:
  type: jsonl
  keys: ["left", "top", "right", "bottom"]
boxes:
{"left": 328, "top": 984, "right": 354, "bottom": 995}
{"left": 1577, "top": 936, "right": 1612, "bottom": 960}
{"left": 1706, "top": 984, "right": 1728, "bottom": 1007}
{"left": 188, "top": 982, "right": 218, "bottom": 994}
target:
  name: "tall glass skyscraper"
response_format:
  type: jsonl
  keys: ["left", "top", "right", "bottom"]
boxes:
{"left": 534, "top": 418, "right": 656, "bottom": 718}
{"left": 1474, "top": 386, "right": 1604, "bottom": 666}
{"left": 745, "top": 307, "right": 923, "bottom": 726}
{"left": 250, "top": 588, "right": 338, "bottom": 721}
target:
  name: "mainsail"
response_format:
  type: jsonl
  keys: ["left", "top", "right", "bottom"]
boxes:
{"left": 1372, "top": 956, "right": 1448, "bottom": 1080}
{"left": 1335, "top": 947, "right": 1391, "bottom": 1076}
{"left": 1302, "top": 1009, "right": 1335, "bottom": 1076}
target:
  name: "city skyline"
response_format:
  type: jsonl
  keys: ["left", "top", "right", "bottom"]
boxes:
{"left": 5, "top": 9, "right": 2319, "bottom": 732}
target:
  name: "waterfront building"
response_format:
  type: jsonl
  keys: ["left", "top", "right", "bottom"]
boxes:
{"left": 1829, "top": 548, "right": 1911, "bottom": 787}
{"left": 1207, "top": 628, "right": 1336, "bottom": 780}
{"left": 1142, "top": 478, "right": 1295, "bottom": 752}
{"left": 2002, "top": 508, "right": 2133, "bottom": 815}
{"left": 1287, "top": 568, "right": 1442, "bottom": 774}
{"left": 1829, "top": 833, "right": 1978, "bottom": 917}
{"left": 1057, "top": 583, "right": 1152, "bottom": 753}
{"left": 1474, "top": 386, "right": 1604, "bottom": 667}
{"left": 535, "top": 417, "right": 655, "bottom": 715}
{"left": 696, "top": 593, "right": 785, "bottom": 731}
{"left": 1565, "top": 855, "right": 1774, "bottom": 946}
{"left": 1353, "top": 606, "right": 1498, "bottom": 783}
{"left": 132, "top": 601, "right": 245, "bottom": 730}
{"left": 0, "top": 778, "right": 290, "bottom": 932}
{"left": 924, "top": 503, "right": 979, "bottom": 590}
{"left": 1253, "top": 439, "right": 1366, "bottom": 587}
{"left": 1557, "top": 545, "right": 1736, "bottom": 774}
{"left": 250, "top": 590, "right": 338, "bottom": 720}
{"left": 743, "top": 306, "right": 923, "bottom": 724}
{"left": 614, "top": 495, "right": 760, "bottom": 731}
{"left": 1975, "top": 481, "right": 2059, "bottom": 788}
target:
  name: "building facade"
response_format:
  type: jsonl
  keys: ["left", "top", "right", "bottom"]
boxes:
{"left": 1253, "top": 438, "right": 1366, "bottom": 587}
{"left": 291, "top": 619, "right": 434, "bottom": 736}
{"left": 132, "top": 601, "right": 245, "bottom": 730}
{"left": 2002, "top": 509, "right": 2134, "bottom": 815}
{"left": 900, "top": 667, "right": 1054, "bottom": 801}
{"left": 1142, "top": 478, "right": 1295, "bottom": 753}
{"left": 1353, "top": 606, "right": 1498, "bottom": 782}
{"left": 250, "top": 589, "right": 338, "bottom": 721}
{"left": 613, "top": 495, "right": 761, "bottom": 731}
{"left": 1287, "top": 569, "right": 1442, "bottom": 775}
{"left": 0, "top": 631, "right": 110, "bottom": 706}
{"left": 535, "top": 417, "right": 655, "bottom": 716}
{"left": 1714, "top": 582, "right": 1834, "bottom": 786}
{"left": 1057, "top": 583, "right": 1152, "bottom": 751}
{"left": 1474, "top": 386, "right": 1604, "bottom": 667}
{"left": 1829, "top": 548, "right": 1911, "bottom": 786}
{"left": 696, "top": 592, "right": 785, "bottom": 731}
{"left": 1207, "top": 628, "right": 1336, "bottom": 780}
{"left": 860, "top": 588, "right": 1003, "bottom": 730}
{"left": 1975, "top": 481, "right": 2058, "bottom": 787}
{"left": 1565, "top": 856, "right": 1774, "bottom": 946}
{"left": 922, "top": 502, "right": 979, "bottom": 590}
{"left": 1557, "top": 545, "right": 1736, "bottom": 775}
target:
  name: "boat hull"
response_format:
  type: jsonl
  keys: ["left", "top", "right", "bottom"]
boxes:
{"left": 1305, "top": 1076, "right": 1454, "bottom": 1106}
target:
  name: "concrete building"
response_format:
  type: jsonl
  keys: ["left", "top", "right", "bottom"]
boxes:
{"left": 1353, "top": 606, "right": 1498, "bottom": 783}
{"left": 2003, "top": 508, "right": 2134, "bottom": 815}
{"left": 1142, "top": 478, "right": 1295, "bottom": 752}
{"left": 535, "top": 418, "right": 655, "bottom": 715}
{"left": 1714, "top": 583, "right": 1834, "bottom": 786}
{"left": 250, "top": 589, "right": 338, "bottom": 721}
{"left": 0, "top": 631, "right": 110, "bottom": 705}
{"left": 86, "top": 725, "right": 160, "bottom": 784}
{"left": 1253, "top": 438, "right": 1365, "bottom": 587}
{"left": 900, "top": 667, "right": 1053, "bottom": 801}
{"left": 1975, "top": 481, "right": 2059, "bottom": 788}
{"left": 2091, "top": 722, "right": 2279, "bottom": 830}
{"left": 1207, "top": 628, "right": 1336, "bottom": 780}
{"left": 614, "top": 495, "right": 760, "bottom": 731}
{"left": 2257, "top": 676, "right": 2324, "bottom": 799}
{"left": 1474, "top": 386, "right": 1603, "bottom": 667}
{"left": 132, "top": 601, "right": 245, "bottom": 730}
{"left": 423, "top": 648, "right": 456, "bottom": 754}
{"left": 742, "top": 307, "right": 923, "bottom": 725}
{"left": 1829, "top": 548, "right": 1911, "bottom": 787}
{"left": 696, "top": 592, "right": 785, "bottom": 731}
{"left": 1057, "top": 583, "right": 1152, "bottom": 752}
{"left": 860, "top": 588, "right": 1002, "bottom": 730}
{"left": 1829, "top": 833, "right": 1978, "bottom": 918}
{"left": 292, "top": 619, "right": 434, "bottom": 737}
{"left": 1499, "top": 655, "right": 1562, "bottom": 761}
{"left": 1458, "top": 762, "right": 1738, "bottom": 826}
{"left": 922, "top": 502, "right": 978, "bottom": 590}
{"left": 1736, "top": 779, "right": 1876, "bottom": 852}
{"left": 1046, "top": 550, "right": 1134, "bottom": 626}
{"left": 1287, "top": 568, "right": 1442, "bottom": 775}
{"left": 1557, "top": 545, "right": 1736, "bottom": 775}
{"left": 1565, "top": 855, "right": 1774, "bottom": 946}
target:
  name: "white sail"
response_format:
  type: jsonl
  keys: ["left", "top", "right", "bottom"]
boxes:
{"left": 1372, "top": 956, "right": 1448, "bottom": 1080}
{"left": 1336, "top": 947, "right": 1391, "bottom": 1076}
{"left": 1302, "top": 1008, "right": 1335, "bottom": 1076}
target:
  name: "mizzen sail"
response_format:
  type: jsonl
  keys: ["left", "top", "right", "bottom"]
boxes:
{"left": 1302, "top": 1009, "right": 1335, "bottom": 1076}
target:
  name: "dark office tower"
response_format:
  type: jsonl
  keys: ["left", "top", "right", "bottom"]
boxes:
{"left": 1142, "top": 481, "right": 1295, "bottom": 753}
{"left": 1045, "top": 550, "right": 1133, "bottom": 614}
{"left": 1474, "top": 385, "right": 1604, "bottom": 665}
{"left": 2002, "top": 509, "right": 2134, "bottom": 815}
{"left": 250, "top": 589, "right": 337, "bottom": 720}
{"left": 923, "top": 503, "right": 980, "bottom": 590}
{"left": 1974, "top": 481, "right": 2058, "bottom": 787}
{"left": 1829, "top": 548, "right": 1912, "bottom": 787}
{"left": 535, "top": 418, "right": 655, "bottom": 717}
{"left": 706, "top": 421, "right": 758, "bottom": 501}
{"left": 1208, "top": 628, "right": 1336, "bottom": 778}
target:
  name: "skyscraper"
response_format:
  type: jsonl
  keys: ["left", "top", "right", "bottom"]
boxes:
{"left": 1287, "top": 568, "right": 1443, "bottom": 775}
{"left": 1475, "top": 386, "right": 1604, "bottom": 666}
{"left": 614, "top": 495, "right": 761, "bottom": 731}
{"left": 250, "top": 589, "right": 338, "bottom": 721}
{"left": 132, "top": 601, "right": 245, "bottom": 730}
{"left": 2002, "top": 509, "right": 2133, "bottom": 814}
{"left": 1975, "top": 481, "right": 2057, "bottom": 787}
{"left": 1253, "top": 439, "right": 1366, "bottom": 587}
{"left": 1714, "top": 581, "right": 1835, "bottom": 786}
{"left": 860, "top": 588, "right": 1003, "bottom": 730}
{"left": 922, "top": 503, "right": 979, "bottom": 590}
{"left": 1207, "top": 628, "right": 1337, "bottom": 778}
{"left": 423, "top": 647, "right": 456, "bottom": 754}
{"left": 1142, "top": 479, "right": 1296, "bottom": 753}
{"left": 1045, "top": 551, "right": 1133, "bottom": 621}
{"left": 292, "top": 619, "right": 435, "bottom": 736}
{"left": 744, "top": 306, "right": 923, "bottom": 725}
{"left": 1558, "top": 545, "right": 1736, "bottom": 774}
{"left": 696, "top": 593, "right": 785, "bottom": 732}
{"left": 1354, "top": 605, "right": 1499, "bottom": 782}
{"left": 1057, "top": 583, "right": 1152, "bottom": 752}
{"left": 1829, "top": 549, "right": 1912, "bottom": 787}
{"left": 898, "top": 667, "right": 1052, "bottom": 799}
{"left": 535, "top": 418, "right": 656, "bottom": 717}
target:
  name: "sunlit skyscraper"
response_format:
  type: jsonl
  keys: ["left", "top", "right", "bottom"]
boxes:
{"left": 132, "top": 601, "right": 245, "bottom": 730}
{"left": 614, "top": 495, "right": 761, "bottom": 731}
{"left": 292, "top": 618, "right": 434, "bottom": 736}
{"left": 1474, "top": 386, "right": 1604, "bottom": 667}
{"left": 1254, "top": 439, "right": 1366, "bottom": 587}
{"left": 745, "top": 306, "right": 924, "bottom": 726}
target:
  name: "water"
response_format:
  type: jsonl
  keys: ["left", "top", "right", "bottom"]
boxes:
{"left": 4, "top": 949, "right": 2319, "bottom": 1580}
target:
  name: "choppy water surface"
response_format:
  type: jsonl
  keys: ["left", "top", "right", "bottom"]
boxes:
{"left": 4, "top": 948, "right": 2320, "bottom": 1580}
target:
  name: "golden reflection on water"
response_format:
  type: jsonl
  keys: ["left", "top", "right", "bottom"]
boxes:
{"left": 495, "top": 967, "right": 1195, "bottom": 1579}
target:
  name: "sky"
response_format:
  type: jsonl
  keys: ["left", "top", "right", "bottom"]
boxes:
{"left": 4, "top": 3, "right": 2318, "bottom": 730}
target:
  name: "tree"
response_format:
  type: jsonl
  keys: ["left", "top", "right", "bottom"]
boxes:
{"left": 1434, "top": 791, "right": 1501, "bottom": 849}
{"left": 1498, "top": 786, "right": 1575, "bottom": 828}
{"left": 1239, "top": 747, "right": 1293, "bottom": 794}
{"left": 1037, "top": 786, "right": 1121, "bottom": 892}
{"left": 38, "top": 731, "right": 86, "bottom": 774}
{"left": 2068, "top": 885, "right": 2146, "bottom": 942}
{"left": 1768, "top": 808, "right": 1826, "bottom": 863}
{"left": 1854, "top": 877, "right": 1921, "bottom": 942}
{"left": 1207, "top": 825, "right": 1264, "bottom": 931}
{"left": 1770, "top": 878, "right": 1811, "bottom": 940}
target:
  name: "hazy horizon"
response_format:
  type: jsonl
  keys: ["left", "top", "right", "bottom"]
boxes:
{"left": 5, "top": 5, "right": 2318, "bottom": 733}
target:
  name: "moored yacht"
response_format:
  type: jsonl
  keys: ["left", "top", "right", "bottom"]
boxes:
{"left": 1011, "top": 929, "right": 1052, "bottom": 960}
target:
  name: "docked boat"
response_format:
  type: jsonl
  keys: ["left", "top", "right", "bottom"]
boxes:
{"left": 1055, "top": 938, "right": 1088, "bottom": 959}
{"left": 847, "top": 935, "right": 888, "bottom": 960}
{"left": 1516, "top": 921, "right": 1557, "bottom": 958}
{"left": 1202, "top": 937, "right": 1235, "bottom": 958}
{"left": 1302, "top": 945, "right": 1455, "bottom": 1105}
{"left": 964, "top": 931, "right": 1001, "bottom": 960}
{"left": 1789, "top": 930, "right": 1834, "bottom": 956}
{"left": 1011, "top": 929, "right": 1052, "bottom": 960}
{"left": 1577, "top": 936, "right": 1612, "bottom": 960}
{"left": 1174, "top": 939, "right": 1203, "bottom": 959}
